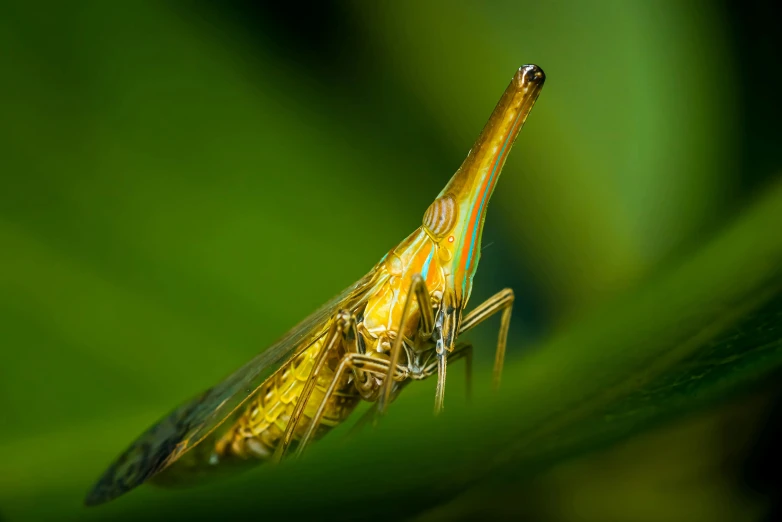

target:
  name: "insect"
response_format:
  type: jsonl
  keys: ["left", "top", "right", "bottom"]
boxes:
{"left": 85, "top": 64, "right": 545, "bottom": 506}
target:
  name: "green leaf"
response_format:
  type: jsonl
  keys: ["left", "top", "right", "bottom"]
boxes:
{"left": 134, "top": 182, "right": 782, "bottom": 521}
{"left": 1, "top": 2, "right": 780, "bottom": 521}
{"left": 5, "top": 179, "right": 780, "bottom": 521}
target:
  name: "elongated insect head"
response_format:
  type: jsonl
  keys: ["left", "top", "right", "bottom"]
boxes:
{"left": 422, "top": 65, "right": 545, "bottom": 309}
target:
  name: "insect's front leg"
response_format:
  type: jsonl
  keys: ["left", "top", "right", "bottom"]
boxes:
{"left": 422, "top": 342, "right": 473, "bottom": 402}
{"left": 458, "top": 288, "right": 514, "bottom": 389}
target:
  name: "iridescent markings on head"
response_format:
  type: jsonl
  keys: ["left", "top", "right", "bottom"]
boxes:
{"left": 422, "top": 193, "right": 458, "bottom": 241}
{"left": 440, "top": 64, "right": 546, "bottom": 304}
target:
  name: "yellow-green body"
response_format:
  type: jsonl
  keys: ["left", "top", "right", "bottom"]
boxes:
{"left": 157, "top": 225, "right": 452, "bottom": 477}
{"left": 85, "top": 65, "right": 545, "bottom": 504}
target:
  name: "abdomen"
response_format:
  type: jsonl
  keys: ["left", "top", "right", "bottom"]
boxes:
{"left": 151, "top": 338, "right": 361, "bottom": 486}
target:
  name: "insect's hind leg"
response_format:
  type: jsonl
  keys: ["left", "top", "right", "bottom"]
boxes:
{"left": 272, "top": 309, "right": 360, "bottom": 462}
{"left": 458, "top": 288, "right": 514, "bottom": 389}
{"left": 295, "top": 354, "right": 405, "bottom": 459}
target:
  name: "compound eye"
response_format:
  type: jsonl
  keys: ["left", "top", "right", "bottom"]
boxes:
{"left": 422, "top": 194, "right": 457, "bottom": 240}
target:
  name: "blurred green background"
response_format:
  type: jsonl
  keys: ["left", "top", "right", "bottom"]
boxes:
{"left": 2, "top": 1, "right": 781, "bottom": 521}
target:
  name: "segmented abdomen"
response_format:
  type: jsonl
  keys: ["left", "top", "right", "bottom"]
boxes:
{"left": 215, "top": 337, "right": 361, "bottom": 459}
{"left": 151, "top": 337, "right": 361, "bottom": 485}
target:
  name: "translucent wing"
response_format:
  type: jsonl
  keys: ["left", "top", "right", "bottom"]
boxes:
{"left": 85, "top": 271, "right": 379, "bottom": 505}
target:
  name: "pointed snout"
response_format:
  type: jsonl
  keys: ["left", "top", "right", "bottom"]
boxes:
{"left": 516, "top": 64, "right": 546, "bottom": 88}
{"left": 438, "top": 64, "right": 546, "bottom": 301}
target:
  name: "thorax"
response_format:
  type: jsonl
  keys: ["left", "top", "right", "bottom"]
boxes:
{"left": 359, "top": 228, "right": 450, "bottom": 358}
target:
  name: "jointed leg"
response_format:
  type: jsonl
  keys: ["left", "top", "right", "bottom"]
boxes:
{"left": 378, "top": 274, "right": 435, "bottom": 415}
{"left": 459, "top": 288, "right": 514, "bottom": 389}
{"left": 272, "top": 310, "right": 357, "bottom": 462}
{"left": 423, "top": 342, "right": 473, "bottom": 404}
{"left": 295, "top": 354, "right": 405, "bottom": 459}
{"left": 434, "top": 354, "right": 446, "bottom": 414}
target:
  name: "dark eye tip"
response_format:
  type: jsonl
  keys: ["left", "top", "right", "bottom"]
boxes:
{"left": 520, "top": 64, "right": 545, "bottom": 85}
